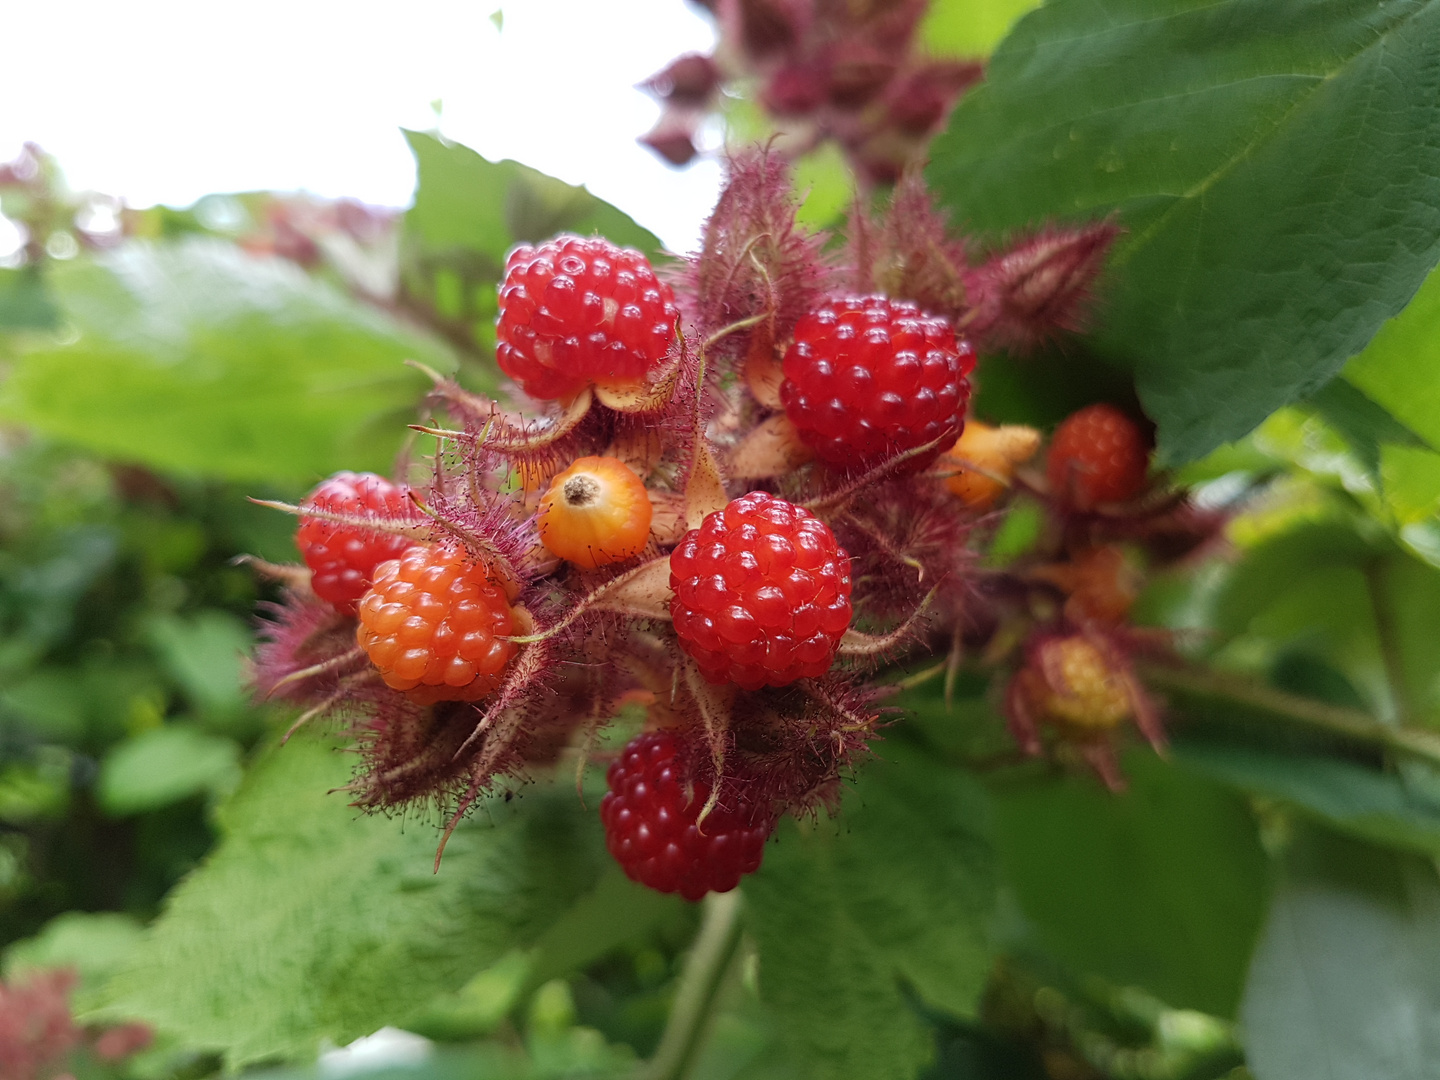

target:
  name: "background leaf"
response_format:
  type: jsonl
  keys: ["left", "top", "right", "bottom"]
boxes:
{"left": 93, "top": 733, "right": 608, "bottom": 1068}
{"left": 743, "top": 747, "right": 997, "bottom": 1080}
{"left": 1242, "top": 830, "right": 1440, "bottom": 1080}
{"left": 0, "top": 239, "right": 455, "bottom": 483}
{"left": 990, "top": 754, "right": 1269, "bottom": 1016}
{"left": 929, "top": 0, "right": 1440, "bottom": 462}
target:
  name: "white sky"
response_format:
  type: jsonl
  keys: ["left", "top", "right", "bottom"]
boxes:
{"left": 0, "top": 0, "right": 722, "bottom": 252}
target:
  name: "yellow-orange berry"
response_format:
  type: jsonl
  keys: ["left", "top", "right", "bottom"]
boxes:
{"left": 356, "top": 544, "right": 517, "bottom": 705}
{"left": 942, "top": 421, "right": 1041, "bottom": 508}
{"left": 538, "top": 456, "right": 653, "bottom": 569}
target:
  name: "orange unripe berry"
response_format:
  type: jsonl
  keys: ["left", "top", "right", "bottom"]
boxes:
{"left": 943, "top": 421, "right": 1041, "bottom": 508}
{"left": 538, "top": 456, "right": 653, "bottom": 569}
{"left": 356, "top": 544, "right": 518, "bottom": 705}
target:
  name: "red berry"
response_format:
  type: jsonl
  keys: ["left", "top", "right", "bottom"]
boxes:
{"left": 669, "top": 491, "right": 852, "bottom": 690}
{"left": 356, "top": 544, "right": 518, "bottom": 705}
{"left": 496, "top": 235, "right": 680, "bottom": 401}
{"left": 780, "top": 296, "right": 974, "bottom": 470}
{"left": 601, "top": 730, "right": 773, "bottom": 901}
{"left": 297, "top": 472, "right": 418, "bottom": 616}
{"left": 1047, "top": 404, "right": 1150, "bottom": 508}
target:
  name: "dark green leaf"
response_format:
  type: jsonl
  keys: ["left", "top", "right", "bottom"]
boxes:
{"left": 0, "top": 240, "right": 455, "bottom": 483}
{"left": 930, "top": 0, "right": 1440, "bottom": 462}
{"left": 1242, "top": 831, "right": 1440, "bottom": 1080}
{"left": 744, "top": 747, "right": 997, "bottom": 1080}
{"left": 91, "top": 734, "right": 608, "bottom": 1068}
{"left": 1307, "top": 379, "right": 1425, "bottom": 478}
{"left": 1175, "top": 738, "right": 1440, "bottom": 856}
{"left": 404, "top": 130, "right": 661, "bottom": 261}
{"left": 990, "top": 754, "right": 1268, "bottom": 1016}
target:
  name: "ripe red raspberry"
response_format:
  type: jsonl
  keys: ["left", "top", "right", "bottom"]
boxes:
{"left": 601, "top": 730, "right": 773, "bottom": 901}
{"left": 297, "top": 472, "right": 418, "bottom": 616}
{"left": 1047, "top": 404, "right": 1150, "bottom": 508}
{"left": 780, "top": 296, "right": 974, "bottom": 471}
{"left": 356, "top": 544, "right": 517, "bottom": 705}
{"left": 669, "top": 491, "right": 852, "bottom": 690}
{"left": 496, "top": 235, "right": 680, "bottom": 401}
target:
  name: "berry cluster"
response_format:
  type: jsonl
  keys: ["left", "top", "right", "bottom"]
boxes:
{"left": 255, "top": 155, "right": 1170, "bottom": 895}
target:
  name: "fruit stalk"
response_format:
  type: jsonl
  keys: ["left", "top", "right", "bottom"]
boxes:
{"left": 642, "top": 889, "right": 746, "bottom": 1080}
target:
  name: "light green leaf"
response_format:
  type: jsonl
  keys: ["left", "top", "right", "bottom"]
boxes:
{"left": 146, "top": 610, "right": 251, "bottom": 715}
{"left": 744, "top": 746, "right": 997, "bottom": 1080}
{"left": 0, "top": 239, "right": 455, "bottom": 483}
{"left": 5, "top": 912, "right": 145, "bottom": 993}
{"left": 97, "top": 726, "right": 242, "bottom": 816}
{"left": 920, "top": 0, "right": 1043, "bottom": 56}
{"left": 929, "top": 0, "right": 1440, "bottom": 462}
{"left": 93, "top": 734, "right": 608, "bottom": 1067}
{"left": 0, "top": 266, "right": 58, "bottom": 330}
{"left": 1382, "top": 444, "right": 1440, "bottom": 524}
{"left": 1242, "top": 832, "right": 1440, "bottom": 1080}
{"left": 991, "top": 754, "right": 1268, "bottom": 1016}
{"left": 1345, "top": 263, "right": 1440, "bottom": 455}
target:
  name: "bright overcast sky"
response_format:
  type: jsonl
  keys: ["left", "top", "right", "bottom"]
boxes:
{"left": 0, "top": 0, "right": 722, "bottom": 253}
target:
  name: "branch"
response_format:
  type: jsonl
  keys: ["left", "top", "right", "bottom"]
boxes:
{"left": 1140, "top": 661, "right": 1440, "bottom": 768}
{"left": 642, "top": 890, "right": 745, "bottom": 1080}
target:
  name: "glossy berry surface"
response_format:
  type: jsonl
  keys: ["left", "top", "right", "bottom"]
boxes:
{"left": 297, "top": 472, "right": 417, "bottom": 616}
{"left": 601, "top": 730, "right": 773, "bottom": 901}
{"left": 538, "top": 456, "right": 653, "bottom": 569}
{"left": 356, "top": 544, "right": 517, "bottom": 705}
{"left": 670, "top": 491, "right": 851, "bottom": 690}
{"left": 780, "top": 296, "right": 974, "bottom": 470}
{"left": 1047, "top": 404, "right": 1150, "bottom": 508}
{"left": 496, "top": 235, "right": 680, "bottom": 401}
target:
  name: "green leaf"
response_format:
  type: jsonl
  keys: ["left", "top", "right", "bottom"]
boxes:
{"left": 929, "top": 0, "right": 1440, "bottom": 463}
{"left": 5, "top": 912, "right": 145, "bottom": 993}
{"left": 1242, "top": 831, "right": 1440, "bottom": 1080}
{"left": 0, "top": 266, "right": 58, "bottom": 330}
{"left": 0, "top": 239, "right": 456, "bottom": 483}
{"left": 1174, "top": 739, "right": 1440, "bottom": 856}
{"left": 1307, "top": 378, "right": 1425, "bottom": 480}
{"left": 920, "top": 0, "right": 1043, "bottom": 56}
{"left": 145, "top": 610, "right": 252, "bottom": 715}
{"left": 97, "top": 726, "right": 242, "bottom": 816}
{"left": 404, "top": 130, "right": 660, "bottom": 259}
{"left": 990, "top": 754, "right": 1268, "bottom": 1016}
{"left": 93, "top": 733, "right": 608, "bottom": 1068}
{"left": 1345, "top": 263, "right": 1440, "bottom": 455}
{"left": 743, "top": 747, "right": 997, "bottom": 1080}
